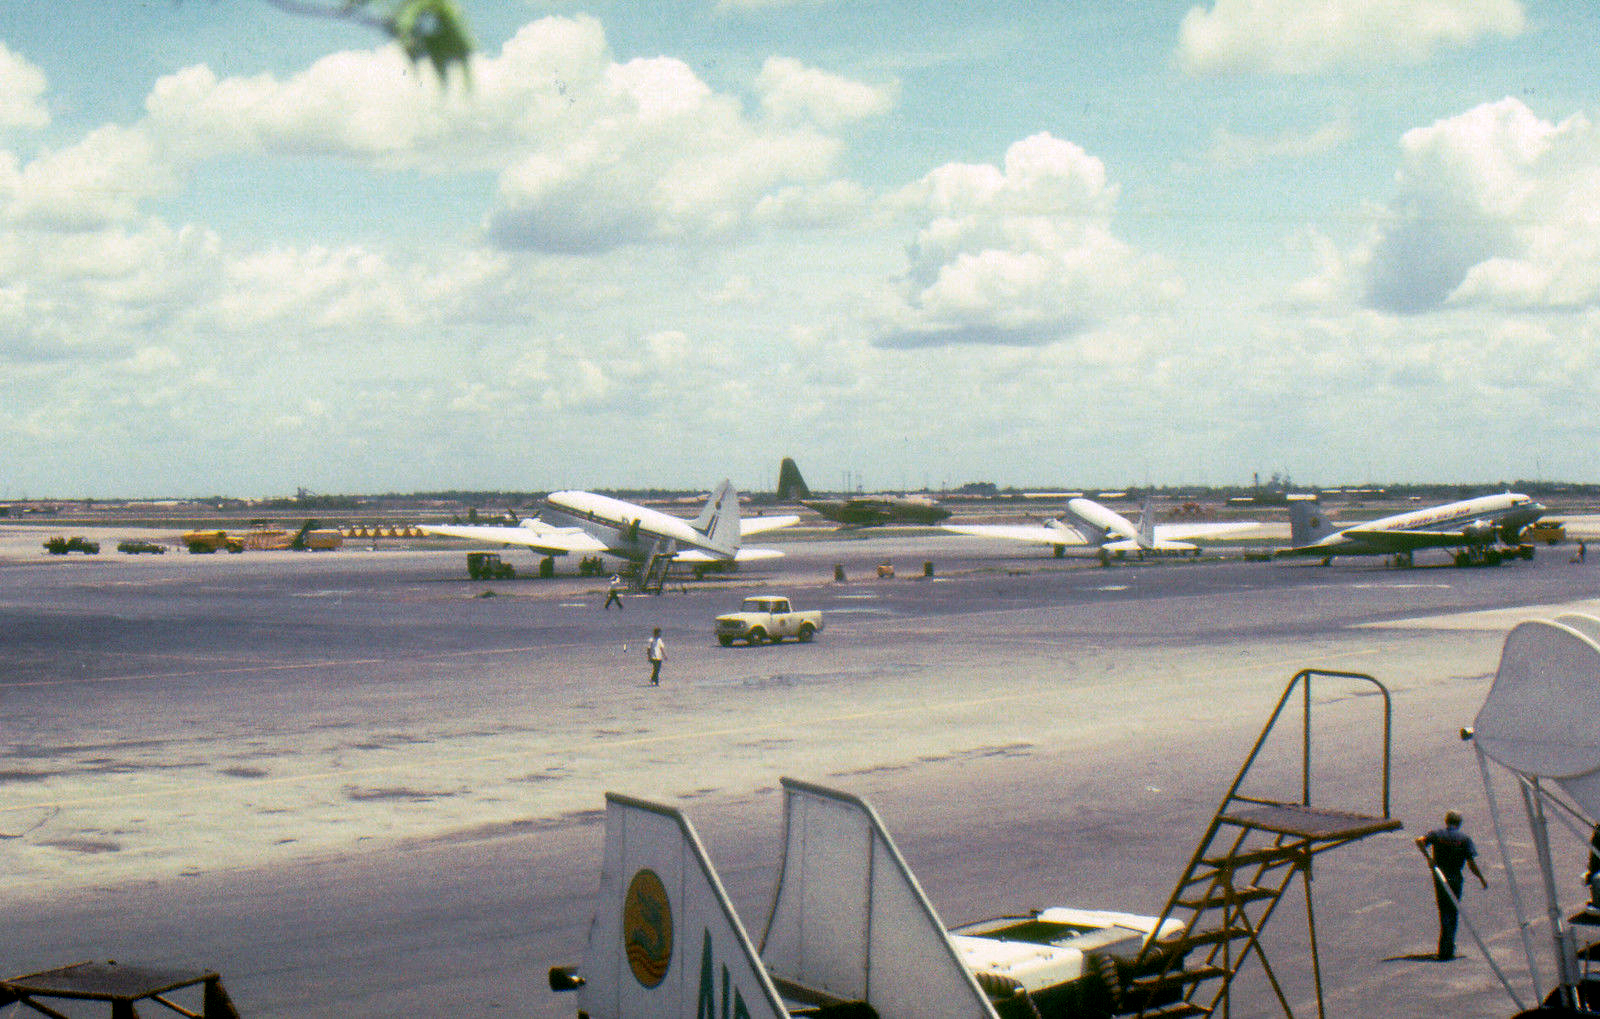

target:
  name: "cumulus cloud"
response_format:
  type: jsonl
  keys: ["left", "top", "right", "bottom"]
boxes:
{"left": 1299, "top": 98, "right": 1600, "bottom": 313}
{"left": 1204, "top": 118, "right": 1353, "bottom": 170}
{"left": 0, "top": 42, "right": 48, "bottom": 130}
{"left": 487, "top": 42, "right": 892, "bottom": 251}
{"left": 4, "top": 15, "right": 893, "bottom": 252}
{"left": 1178, "top": 0, "right": 1525, "bottom": 75}
{"left": 756, "top": 57, "right": 897, "bottom": 129}
{"left": 6, "top": 125, "right": 175, "bottom": 230}
{"left": 872, "top": 133, "right": 1180, "bottom": 349}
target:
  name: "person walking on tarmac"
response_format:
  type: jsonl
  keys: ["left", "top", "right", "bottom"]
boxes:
{"left": 1417, "top": 810, "right": 1488, "bottom": 960}
{"left": 603, "top": 574, "right": 624, "bottom": 610}
{"left": 645, "top": 627, "right": 665, "bottom": 686}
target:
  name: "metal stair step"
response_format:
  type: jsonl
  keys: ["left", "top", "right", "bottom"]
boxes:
{"left": 1175, "top": 885, "right": 1276, "bottom": 910}
{"left": 1200, "top": 845, "right": 1303, "bottom": 869}
{"left": 1125, "top": 965, "right": 1228, "bottom": 992}
{"left": 1121, "top": 1002, "right": 1210, "bottom": 1018}
{"left": 1160, "top": 927, "right": 1252, "bottom": 951}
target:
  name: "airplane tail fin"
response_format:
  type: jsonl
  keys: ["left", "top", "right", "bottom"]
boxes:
{"left": 694, "top": 479, "right": 742, "bottom": 553}
{"left": 564, "top": 793, "right": 791, "bottom": 1019}
{"left": 1288, "top": 499, "right": 1336, "bottom": 547}
{"left": 759, "top": 778, "right": 998, "bottom": 1018}
{"left": 1135, "top": 500, "right": 1156, "bottom": 548}
{"left": 777, "top": 458, "right": 810, "bottom": 501}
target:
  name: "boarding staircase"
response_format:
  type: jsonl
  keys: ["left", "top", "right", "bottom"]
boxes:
{"left": 634, "top": 538, "right": 676, "bottom": 594}
{"left": 1118, "top": 670, "right": 1402, "bottom": 1018}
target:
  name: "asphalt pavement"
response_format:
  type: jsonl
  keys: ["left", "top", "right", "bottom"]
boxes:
{"left": 4, "top": 528, "right": 1600, "bottom": 1016}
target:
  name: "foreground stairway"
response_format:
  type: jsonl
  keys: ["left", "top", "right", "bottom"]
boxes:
{"left": 1119, "top": 670, "right": 1403, "bottom": 1018}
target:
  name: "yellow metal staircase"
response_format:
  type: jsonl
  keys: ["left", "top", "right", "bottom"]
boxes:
{"left": 1120, "top": 670, "right": 1402, "bottom": 1018}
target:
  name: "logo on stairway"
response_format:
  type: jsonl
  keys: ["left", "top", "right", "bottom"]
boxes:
{"left": 623, "top": 868, "right": 673, "bottom": 988}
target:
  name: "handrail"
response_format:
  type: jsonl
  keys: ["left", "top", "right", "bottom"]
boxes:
{"left": 1219, "top": 669, "right": 1393, "bottom": 819}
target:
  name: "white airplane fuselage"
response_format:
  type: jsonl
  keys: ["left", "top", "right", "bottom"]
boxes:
{"left": 542, "top": 490, "right": 730, "bottom": 559}
{"left": 1289, "top": 491, "right": 1545, "bottom": 559}
{"left": 1066, "top": 497, "right": 1200, "bottom": 554}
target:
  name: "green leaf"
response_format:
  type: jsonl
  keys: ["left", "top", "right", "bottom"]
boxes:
{"left": 387, "top": 0, "right": 474, "bottom": 83}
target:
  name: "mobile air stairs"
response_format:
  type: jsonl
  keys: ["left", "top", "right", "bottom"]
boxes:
{"left": 633, "top": 538, "right": 677, "bottom": 594}
{"left": 1117, "top": 669, "right": 1402, "bottom": 1018}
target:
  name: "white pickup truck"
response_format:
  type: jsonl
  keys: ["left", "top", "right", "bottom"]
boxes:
{"left": 714, "top": 595, "right": 824, "bottom": 646}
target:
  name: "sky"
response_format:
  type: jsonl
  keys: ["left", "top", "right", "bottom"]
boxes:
{"left": 3, "top": 0, "right": 1599, "bottom": 498}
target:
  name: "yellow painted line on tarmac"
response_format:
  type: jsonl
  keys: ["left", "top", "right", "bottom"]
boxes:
{"left": 0, "top": 643, "right": 586, "bottom": 689}
{"left": 0, "top": 659, "right": 386, "bottom": 689}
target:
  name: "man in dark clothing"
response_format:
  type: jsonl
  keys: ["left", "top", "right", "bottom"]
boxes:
{"left": 1417, "top": 811, "right": 1488, "bottom": 960}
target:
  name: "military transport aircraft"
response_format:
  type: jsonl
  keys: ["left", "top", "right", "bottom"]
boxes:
{"left": 944, "top": 497, "right": 1257, "bottom": 558}
{"left": 420, "top": 480, "right": 797, "bottom": 568}
{"left": 778, "top": 458, "right": 951, "bottom": 526}
{"left": 1276, "top": 491, "right": 1545, "bottom": 566}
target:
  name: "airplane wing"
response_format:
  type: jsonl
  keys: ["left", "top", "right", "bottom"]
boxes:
{"left": 1153, "top": 521, "right": 1261, "bottom": 541}
{"left": 418, "top": 523, "right": 609, "bottom": 557}
{"left": 1339, "top": 527, "right": 1486, "bottom": 553}
{"left": 941, "top": 522, "right": 1089, "bottom": 545}
{"left": 740, "top": 514, "right": 800, "bottom": 537}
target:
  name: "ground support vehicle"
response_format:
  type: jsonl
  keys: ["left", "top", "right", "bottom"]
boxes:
{"left": 466, "top": 552, "right": 516, "bottom": 580}
{"left": 1449, "top": 543, "right": 1535, "bottom": 567}
{"left": 117, "top": 540, "right": 167, "bottom": 554}
{"left": 43, "top": 536, "right": 99, "bottom": 555}
{"left": 1524, "top": 521, "right": 1567, "bottom": 545}
{"left": 714, "top": 595, "right": 823, "bottom": 646}
{"left": 182, "top": 530, "right": 244, "bottom": 554}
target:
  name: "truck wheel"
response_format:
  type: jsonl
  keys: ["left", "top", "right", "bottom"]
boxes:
{"left": 798, "top": 624, "right": 815, "bottom": 642}
{"left": 748, "top": 627, "right": 767, "bottom": 646}
{"left": 718, "top": 636, "right": 733, "bottom": 647}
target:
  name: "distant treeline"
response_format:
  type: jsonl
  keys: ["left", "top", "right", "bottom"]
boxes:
{"left": 11, "top": 480, "right": 1598, "bottom": 513}
{"left": 383, "top": 480, "right": 1600, "bottom": 505}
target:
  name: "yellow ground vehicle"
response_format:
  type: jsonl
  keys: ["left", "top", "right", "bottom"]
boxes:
{"left": 181, "top": 530, "right": 244, "bottom": 554}
{"left": 182, "top": 520, "right": 342, "bottom": 554}
{"left": 1523, "top": 520, "right": 1566, "bottom": 545}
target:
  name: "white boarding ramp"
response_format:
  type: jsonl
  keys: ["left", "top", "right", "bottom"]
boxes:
{"left": 577, "top": 793, "right": 790, "bottom": 1019}
{"left": 759, "top": 778, "right": 999, "bottom": 1019}
{"left": 1474, "top": 619, "right": 1600, "bottom": 816}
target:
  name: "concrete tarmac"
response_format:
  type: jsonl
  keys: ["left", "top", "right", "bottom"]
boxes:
{"left": 4, "top": 527, "right": 1600, "bottom": 1016}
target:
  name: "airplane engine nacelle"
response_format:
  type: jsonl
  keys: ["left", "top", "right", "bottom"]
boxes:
{"left": 1462, "top": 519, "right": 1498, "bottom": 545}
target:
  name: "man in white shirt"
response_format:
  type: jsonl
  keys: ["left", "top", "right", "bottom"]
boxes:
{"left": 646, "top": 628, "right": 665, "bottom": 686}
